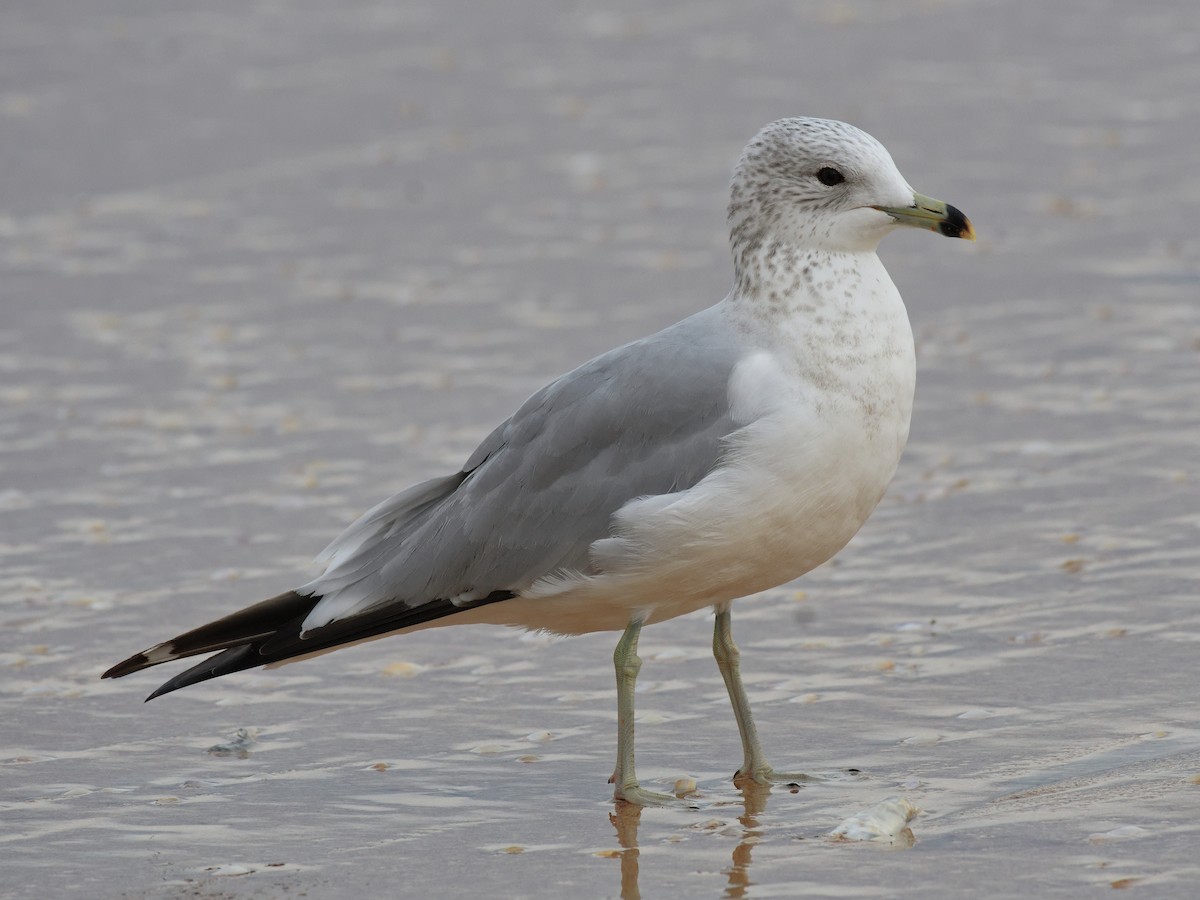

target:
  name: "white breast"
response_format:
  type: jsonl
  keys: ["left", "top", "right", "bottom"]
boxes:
{"left": 497, "top": 251, "right": 915, "bottom": 636}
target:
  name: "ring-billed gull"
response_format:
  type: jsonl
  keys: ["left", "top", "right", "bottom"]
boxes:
{"left": 104, "top": 118, "right": 974, "bottom": 806}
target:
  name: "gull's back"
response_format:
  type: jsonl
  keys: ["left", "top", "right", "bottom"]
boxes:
{"left": 300, "top": 303, "right": 748, "bottom": 630}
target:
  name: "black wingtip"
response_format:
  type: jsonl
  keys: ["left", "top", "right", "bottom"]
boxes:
{"left": 116, "top": 589, "right": 517, "bottom": 700}
{"left": 103, "top": 591, "right": 319, "bottom": 684}
{"left": 142, "top": 643, "right": 263, "bottom": 701}
{"left": 103, "top": 653, "right": 154, "bottom": 680}
{"left": 144, "top": 678, "right": 180, "bottom": 702}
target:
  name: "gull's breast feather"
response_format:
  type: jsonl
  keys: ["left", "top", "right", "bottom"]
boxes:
{"left": 505, "top": 342, "right": 912, "bottom": 635}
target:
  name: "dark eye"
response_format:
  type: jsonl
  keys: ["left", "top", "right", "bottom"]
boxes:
{"left": 816, "top": 167, "right": 845, "bottom": 186}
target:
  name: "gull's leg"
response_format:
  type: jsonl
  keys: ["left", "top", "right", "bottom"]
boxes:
{"left": 612, "top": 619, "right": 677, "bottom": 806}
{"left": 713, "top": 605, "right": 815, "bottom": 785}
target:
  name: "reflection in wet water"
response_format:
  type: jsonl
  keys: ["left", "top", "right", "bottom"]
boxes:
{"left": 605, "top": 783, "right": 774, "bottom": 900}
{"left": 610, "top": 803, "right": 643, "bottom": 900}
{"left": 722, "top": 782, "right": 770, "bottom": 899}
{"left": 606, "top": 779, "right": 917, "bottom": 898}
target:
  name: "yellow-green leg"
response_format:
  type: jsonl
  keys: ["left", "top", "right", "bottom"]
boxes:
{"left": 611, "top": 619, "right": 677, "bottom": 805}
{"left": 713, "top": 605, "right": 814, "bottom": 785}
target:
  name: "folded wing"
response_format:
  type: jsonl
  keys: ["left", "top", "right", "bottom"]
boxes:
{"left": 104, "top": 304, "right": 747, "bottom": 697}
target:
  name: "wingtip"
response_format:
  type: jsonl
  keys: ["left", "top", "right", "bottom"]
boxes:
{"left": 102, "top": 642, "right": 178, "bottom": 680}
{"left": 142, "top": 669, "right": 199, "bottom": 702}
{"left": 144, "top": 683, "right": 174, "bottom": 702}
{"left": 102, "top": 653, "right": 150, "bottom": 680}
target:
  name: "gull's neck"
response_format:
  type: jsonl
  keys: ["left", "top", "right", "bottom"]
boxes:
{"left": 731, "top": 236, "right": 883, "bottom": 314}
{"left": 726, "top": 235, "right": 915, "bottom": 428}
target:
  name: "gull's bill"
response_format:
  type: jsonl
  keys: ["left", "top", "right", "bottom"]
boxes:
{"left": 874, "top": 192, "right": 975, "bottom": 241}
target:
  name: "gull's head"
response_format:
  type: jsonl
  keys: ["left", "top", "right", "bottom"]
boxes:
{"left": 728, "top": 117, "right": 974, "bottom": 263}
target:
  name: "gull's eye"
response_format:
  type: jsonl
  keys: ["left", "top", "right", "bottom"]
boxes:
{"left": 816, "top": 167, "right": 845, "bottom": 187}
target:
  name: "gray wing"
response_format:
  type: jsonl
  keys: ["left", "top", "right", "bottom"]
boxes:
{"left": 301, "top": 303, "right": 745, "bottom": 627}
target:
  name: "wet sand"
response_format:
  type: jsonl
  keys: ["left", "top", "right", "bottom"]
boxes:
{"left": 3, "top": 1, "right": 1199, "bottom": 896}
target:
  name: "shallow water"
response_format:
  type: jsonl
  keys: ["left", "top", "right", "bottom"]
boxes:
{"left": 3, "top": 1, "right": 1200, "bottom": 897}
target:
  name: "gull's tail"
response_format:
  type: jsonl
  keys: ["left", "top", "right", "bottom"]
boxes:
{"left": 102, "top": 589, "right": 514, "bottom": 701}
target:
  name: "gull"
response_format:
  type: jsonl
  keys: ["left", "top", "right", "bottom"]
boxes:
{"left": 104, "top": 118, "right": 974, "bottom": 806}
